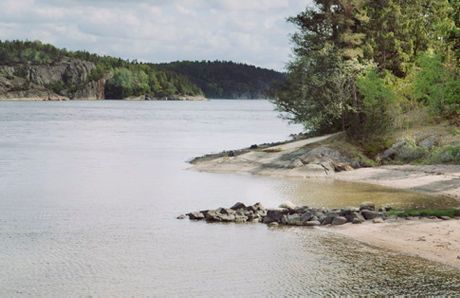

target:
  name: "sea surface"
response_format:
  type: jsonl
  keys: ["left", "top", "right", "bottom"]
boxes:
{"left": 1, "top": 100, "right": 459, "bottom": 296}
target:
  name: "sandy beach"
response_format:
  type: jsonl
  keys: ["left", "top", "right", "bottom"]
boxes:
{"left": 331, "top": 219, "right": 460, "bottom": 270}
{"left": 191, "top": 135, "right": 460, "bottom": 270}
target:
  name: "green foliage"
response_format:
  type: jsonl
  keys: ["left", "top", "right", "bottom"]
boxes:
{"left": 427, "top": 143, "right": 460, "bottom": 164}
{"left": 106, "top": 68, "right": 145, "bottom": 99}
{"left": 46, "top": 81, "right": 66, "bottom": 94}
{"left": 0, "top": 40, "right": 281, "bottom": 99}
{"left": 276, "top": 0, "right": 460, "bottom": 142}
{"left": 413, "top": 53, "right": 460, "bottom": 117}
{"left": 0, "top": 40, "right": 205, "bottom": 99}
{"left": 387, "top": 208, "right": 460, "bottom": 218}
{"left": 276, "top": 45, "right": 346, "bottom": 133}
{"left": 365, "top": 0, "right": 453, "bottom": 77}
{"left": 0, "top": 40, "right": 64, "bottom": 65}
{"left": 354, "top": 69, "right": 397, "bottom": 137}
{"left": 88, "top": 64, "right": 109, "bottom": 81}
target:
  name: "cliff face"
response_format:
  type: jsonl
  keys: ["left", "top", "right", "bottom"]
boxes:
{"left": 0, "top": 58, "right": 105, "bottom": 100}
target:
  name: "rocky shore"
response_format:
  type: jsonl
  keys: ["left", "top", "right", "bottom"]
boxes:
{"left": 181, "top": 201, "right": 459, "bottom": 226}
{"left": 181, "top": 201, "right": 460, "bottom": 269}
{"left": 190, "top": 133, "right": 460, "bottom": 199}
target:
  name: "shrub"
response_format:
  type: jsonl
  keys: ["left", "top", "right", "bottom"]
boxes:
{"left": 350, "top": 68, "right": 398, "bottom": 139}
{"left": 413, "top": 53, "right": 460, "bottom": 119}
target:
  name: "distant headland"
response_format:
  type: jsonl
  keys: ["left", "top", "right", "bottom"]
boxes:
{"left": 0, "top": 40, "right": 284, "bottom": 101}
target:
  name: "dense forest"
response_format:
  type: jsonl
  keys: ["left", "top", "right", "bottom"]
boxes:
{"left": 276, "top": 0, "right": 460, "bottom": 145}
{"left": 0, "top": 40, "right": 282, "bottom": 99}
{"left": 157, "top": 61, "right": 284, "bottom": 99}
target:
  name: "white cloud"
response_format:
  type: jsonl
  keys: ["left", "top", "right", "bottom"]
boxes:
{"left": 0, "top": 0, "right": 312, "bottom": 70}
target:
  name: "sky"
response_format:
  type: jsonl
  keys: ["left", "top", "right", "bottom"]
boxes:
{"left": 0, "top": 0, "right": 312, "bottom": 71}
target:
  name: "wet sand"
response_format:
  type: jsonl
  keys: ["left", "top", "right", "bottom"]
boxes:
{"left": 331, "top": 219, "right": 460, "bottom": 270}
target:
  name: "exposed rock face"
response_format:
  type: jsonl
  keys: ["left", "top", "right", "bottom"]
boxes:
{"left": 295, "top": 145, "right": 357, "bottom": 173}
{"left": 380, "top": 138, "right": 427, "bottom": 162}
{"left": 0, "top": 58, "right": 105, "bottom": 100}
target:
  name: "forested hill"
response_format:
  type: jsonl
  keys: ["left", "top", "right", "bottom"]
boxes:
{"left": 0, "top": 40, "right": 283, "bottom": 100}
{"left": 0, "top": 40, "right": 203, "bottom": 100}
{"left": 157, "top": 61, "right": 285, "bottom": 99}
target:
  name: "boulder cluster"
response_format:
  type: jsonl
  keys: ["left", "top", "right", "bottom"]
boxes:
{"left": 182, "top": 201, "right": 388, "bottom": 227}
{"left": 185, "top": 202, "right": 267, "bottom": 223}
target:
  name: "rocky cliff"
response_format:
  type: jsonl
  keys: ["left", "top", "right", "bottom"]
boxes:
{"left": 0, "top": 58, "right": 105, "bottom": 100}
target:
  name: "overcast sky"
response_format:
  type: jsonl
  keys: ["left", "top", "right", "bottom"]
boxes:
{"left": 0, "top": 0, "right": 312, "bottom": 71}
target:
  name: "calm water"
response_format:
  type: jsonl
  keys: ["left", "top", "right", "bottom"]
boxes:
{"left": 0, "top": 100, "right": 459, "bottom": 296}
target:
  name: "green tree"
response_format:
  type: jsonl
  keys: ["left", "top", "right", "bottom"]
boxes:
{"left": 276, "top": 0, "right": 370, "bottom": 134}
{"left": 413, "top": 53, "right": 460, "bottom": 117}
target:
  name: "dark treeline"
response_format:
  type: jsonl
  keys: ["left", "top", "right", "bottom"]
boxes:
{"left": 276, "top": 0, "right": 460, "bottom": 143}
{"left": 157, "top": 61, "right": 284, "bottom": 99}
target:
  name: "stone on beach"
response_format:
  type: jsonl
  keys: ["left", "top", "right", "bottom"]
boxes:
{"left": 332, "top": 216, "right": 348, "bottom": 225}
{"left": 361, "top": 210, "right": 380, "bottom": 220}
{"left": 373, "top": 218, "right": 384, "bottom": 224}
{"left": 279, "top": 201, "right": 297, "bottom": 210}
{"left": 359, "top": 202, "right": 376, "bottom": 211}
{"left": 306, "top": 220, "right": 321, "bottom": 226}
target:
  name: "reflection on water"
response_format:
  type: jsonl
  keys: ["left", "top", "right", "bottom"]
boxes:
{"left": 0, "top": 100, "right": 459, "bottom": 296}
{"left": 280, "top": 178, "right": 460, "bottom": 209}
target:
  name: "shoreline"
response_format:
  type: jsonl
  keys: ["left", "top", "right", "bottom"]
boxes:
{"left": 191, "top": 135, "right": 460, "bottom": 200}
{"left": 189, "top": 134, "right": 460, "bottom": 270}
{"left": 330, "top": 219, "right": 460, "bottom": 270}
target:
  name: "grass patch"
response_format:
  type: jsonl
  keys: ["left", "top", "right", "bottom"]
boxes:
{"left": 387, "top": 208, "right": 460, "bottom": 218}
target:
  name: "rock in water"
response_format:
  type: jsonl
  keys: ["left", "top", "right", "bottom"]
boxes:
{"left": 263, "top": 209, "right": 288, "bottom": 224}
{"left": 177, "top": 214, "right": 186, "bottom": 220}
{"left": 332, "top": 216, "right": 348, "bottom": 225}
{"left": 230, "top": 202, "right": 246, "bottom": 210}
{"left": 187, "top": 212, "right": 205, "bottom": 220}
